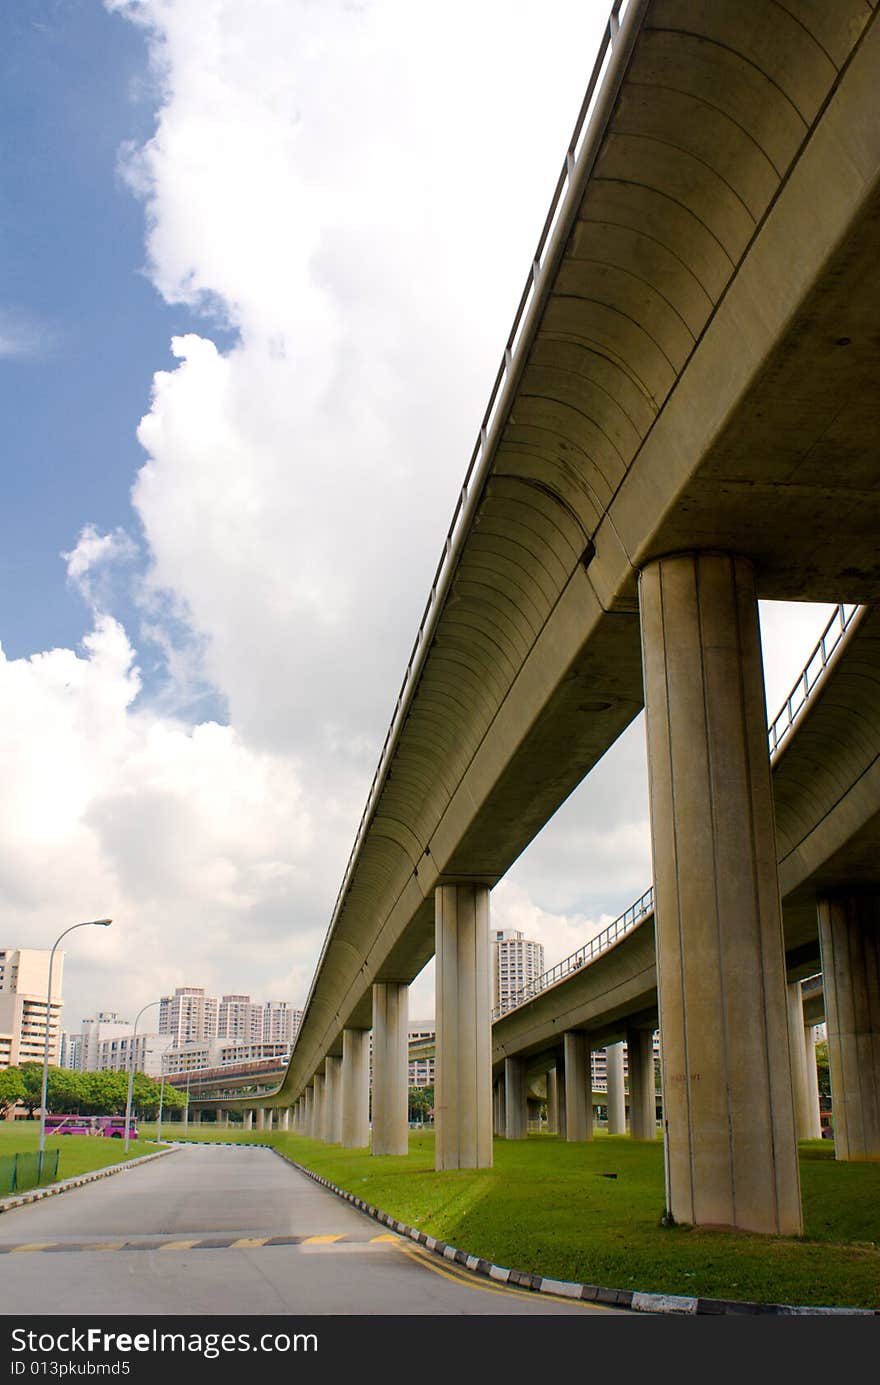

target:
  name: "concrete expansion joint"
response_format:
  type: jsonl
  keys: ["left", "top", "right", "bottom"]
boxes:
{"left": 266, "top": 1149, "right": 878, "bottom": 1317}
{"left": 0, "top": 1147, "right": 176, "bottom": 1216}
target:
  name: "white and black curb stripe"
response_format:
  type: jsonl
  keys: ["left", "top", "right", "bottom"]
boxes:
{"left": 269, "top": 1150, "right": 879, "bottom": 1318}
{"left": 0, "top": 1147, "right": 176, "bottom": 1214}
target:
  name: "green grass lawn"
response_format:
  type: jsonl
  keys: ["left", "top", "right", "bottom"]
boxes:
{"left": 0, "top": 1121, "right": 161, "bottom": 1188}
{"left": 166, "top": 1124, "right": 879, "bottom": 1310}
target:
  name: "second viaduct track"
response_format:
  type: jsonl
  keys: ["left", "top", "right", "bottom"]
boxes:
{"left": 224, "top": 0, "right": 880, "bottom": 1235}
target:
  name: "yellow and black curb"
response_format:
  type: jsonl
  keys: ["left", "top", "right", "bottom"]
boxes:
{"left": 0, "top": 1147, "right": 176, "bottom": 1215}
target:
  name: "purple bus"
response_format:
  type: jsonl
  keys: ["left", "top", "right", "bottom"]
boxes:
{"left": 44, "top": 1115, "right": 138, "bottom": 1139}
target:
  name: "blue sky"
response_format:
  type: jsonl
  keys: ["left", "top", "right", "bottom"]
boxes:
{"left": 0, "top": 0, "right": 835, "bottom": 1032}
{"left": 1, "top": 2, "right": 233, "bottom": 705}
{"left": 2, "top": 1, "right": 160, "bottom": 658}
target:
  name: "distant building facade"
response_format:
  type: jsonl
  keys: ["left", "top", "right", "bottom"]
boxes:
{"left": 97, "top": 1032, "right": 174, "bottom": 1078}
{"left": 492, "top": 929, "right": 545, "bottom": 1013}
{"left": 159, "top": 987, "right": 219, "bottom": 1045}
{"left": 67, "top": 1011, "right": 132, "bottom": 1072}
{"left": 407, "top": 1022, "right": 435, "bottom": 1089}
{"left": 0, "top": 948, "right": 64, "bottom": 1069}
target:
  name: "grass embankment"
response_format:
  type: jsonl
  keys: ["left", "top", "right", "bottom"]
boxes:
{"left": 165, "top": 1124, "right": 880, "bottom": 1309}
{"left": 0, "top": 1122, "right": 160, "bottom": 1188}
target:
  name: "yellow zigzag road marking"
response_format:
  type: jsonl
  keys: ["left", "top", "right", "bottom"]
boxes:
{"left": 229, "top": 1237, "right": 270, "bottom": 1248}
{"left": 159, "top": 1240, "right": 200, "bottom": 1251}
{"left": 301, "top": 1234, "right": 345, "bottom": 1244}
{"left": 9, "top": 1243, "right": 55, "bottom": 1253}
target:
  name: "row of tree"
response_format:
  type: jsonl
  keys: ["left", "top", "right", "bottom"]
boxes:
{"left": 0, "top": 1064, "right": 188, "bottom": 1120}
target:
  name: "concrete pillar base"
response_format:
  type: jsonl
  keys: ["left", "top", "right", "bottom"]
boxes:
{"left": 504, "top": 1057, "right": 528, "bottom": 1140}
{"left": 606, "top": 1043, "right": 625, "bottom": 1134}
{"left": 434, "top": 883, "right": 492, "bottom": 1170}
{"left": 325, "top": 1055, "right": 343, "bottom": 1143}
{"left": 372, "top": 982, "right": 409, "bottom": 1156}
{"left": 341, "top": 1029, "right": 371, "bottom": 1148}
{"left": 640, "top": 552, "right": 802, "bottom": 1233}
{"left": 819, "top": 894, "right": 880, "bottom": 1160}
{"left": 627, "top": 1029, "right": 657, "bottom": 1139}
{"left": 563, "top": 1031, "right": 592, "bottom": 1141}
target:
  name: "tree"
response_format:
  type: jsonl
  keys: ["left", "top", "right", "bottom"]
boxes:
{"left": 47, "top": 1067, "right": 86, "bottom": 1113}
{"left": 408, "top": 1086, "right": 433, "bottom": 1122}
{"left": 79, "top": 1070, "right": 129, "bottom": 1115}
{"left": 814, "top": 1040, "right": 831, "bottom": 1097}
{"left": 0, "top": 1067, "right": 24, "bottom": 1118}
{"left": 18, "top": 1063, "right": 44, "bottom": 1118}
{"left": 158, "top": 1083, "right": 187, "bottom": 1115}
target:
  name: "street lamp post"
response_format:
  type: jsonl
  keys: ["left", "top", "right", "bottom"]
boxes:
{"left": 124, "top": 1001, "right": 159, "bottom": 1154}
{"left": 39, "top": 919, "right": 112, "bottom": 1155}
{"left": 156, "top": 1073, "right": 166, "bottom": 1143}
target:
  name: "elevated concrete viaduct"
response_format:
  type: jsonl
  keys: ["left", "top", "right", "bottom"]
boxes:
{"left": 226, "top": 1, "right": 880, "bottom": 1235}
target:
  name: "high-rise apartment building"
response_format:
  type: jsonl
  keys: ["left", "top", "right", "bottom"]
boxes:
{"left": 158, "top": 987, "right": 219, "bottom": 1045}
{"left": 217, "top": 995, "right": 263, "bottom": 1044}
{"left": 492, "top": 929, "right": 545, "bottom": 1013}
{"left": 262, "top": 1001, "right": 302, "bottom": 1046}
{"left": 0, "top": 948, "right": 64, "bottom": 1069}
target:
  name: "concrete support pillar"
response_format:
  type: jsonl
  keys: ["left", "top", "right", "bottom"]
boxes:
{"left": 606, "top": 1043, "right": 626, "bottom": 1134}
{"left": 563, "top": 1031, "right": 592, "bottom": 1141}
{"left": 215, "top": 1108, "right": 224, "bottom": 1127}
{"left": 255, "top": 1108, "right": 266, "bottom": 1132}
{"left": 304, "top": 1086, "right": 314, "bottom": 1137}
{"left": 504, "top": 1057, "right": 528, "bottom": 1140}
{"left": 787, "top": 981, "right": 822, "bottom": 1141}
{"left": 341, "top": 1028, "right": 371, "bottom": 1148}
{"left": 434, "top": 882, "right": 493, "bottom": 1170}
{"left": 639, "top": 551, "right": 802, "bottom": 1233}
{"left": 313, "top": 1073, "right": 325, "bottom": 1143}
{"left": 805, "top": 1028, "right": 822, "bottom": 1140}
{"left": 371, "top": 982, "right": 409, "bottom": 1156}
{"left": 244, "top": 1109, "right": 253, "bottom": 1131}
{"left": 493, "top": 1078, "right": 506, "bottom": 1137}
{"left": 547, "top": 1066, "right": 562, "bottom": 1134}
{"left": 627, "top": 1029, "right": 656, "bottom": 1139}
{"left": 281, "top": 1108, "right": 290, "bottom": 1132}
{"left": 818, "top": 895, "right": 880, "bottom": 1160}
{"left": 325, "top": 1055, "right": 343, "bottom": 1143}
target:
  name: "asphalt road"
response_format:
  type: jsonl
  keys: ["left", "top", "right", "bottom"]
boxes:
{"left": 0, "top": 1144, "right": 624, "bottom": 1316}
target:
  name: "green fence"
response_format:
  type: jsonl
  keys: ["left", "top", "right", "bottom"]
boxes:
{"left": 0, "top": 1149, "right": 60, "bottom": 1196}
